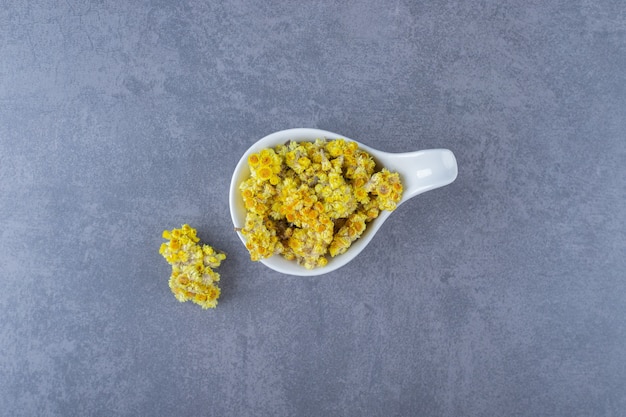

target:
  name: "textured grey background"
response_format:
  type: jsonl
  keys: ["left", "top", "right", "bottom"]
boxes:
{"left": 1, "top": 0, "right": 625, "bottom": 416}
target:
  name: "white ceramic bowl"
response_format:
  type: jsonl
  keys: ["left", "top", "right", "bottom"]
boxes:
{"left": 229, "top": 128, "right": 457, "bottom": 276}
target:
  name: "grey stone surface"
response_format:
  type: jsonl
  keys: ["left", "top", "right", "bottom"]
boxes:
{"left": 1, "top": 1, "right": 625, "bottom": 416}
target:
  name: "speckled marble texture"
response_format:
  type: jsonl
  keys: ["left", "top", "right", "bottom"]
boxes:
{"left": 1, "top": 1, "right": 625, "bottom": 416}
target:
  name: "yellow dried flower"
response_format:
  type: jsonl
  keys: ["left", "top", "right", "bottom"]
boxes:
{"left": 368, "top": 169, "right": 404, "bottom": 212}
{"left": 248, "top": 153, "right": 260, "bottom": 167}
{"left": 239, "top": 138, "right": 403, "bottom": 269}
{"left": 160, "top": 224, "right": 226, "bottom": 309}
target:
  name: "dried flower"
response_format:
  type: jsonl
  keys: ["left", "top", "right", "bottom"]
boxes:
{"left": 160, "top": 224, "right": 226, "bottom": 309}
{"left": 239, "top": 138, "right": 403, "bottom": 269}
